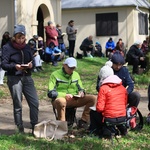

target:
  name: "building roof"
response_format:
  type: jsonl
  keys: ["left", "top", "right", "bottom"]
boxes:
{"left": 62, "top": 0, "right": 150, "bottom": 9}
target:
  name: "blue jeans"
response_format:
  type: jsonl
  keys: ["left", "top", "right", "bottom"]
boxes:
{"left": 7, "top": 75, "right": 39, "bottom": 127}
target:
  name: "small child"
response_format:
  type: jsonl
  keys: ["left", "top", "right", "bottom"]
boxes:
{"left": 98, "top": 60, "right": 113, "bottom": 87}
{"left": 95, "top": 41, "right": 104, "bottom": 57}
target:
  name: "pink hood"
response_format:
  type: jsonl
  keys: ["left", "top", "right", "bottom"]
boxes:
{"left": 102, "top": 75, "right": 122, "bottom": 85}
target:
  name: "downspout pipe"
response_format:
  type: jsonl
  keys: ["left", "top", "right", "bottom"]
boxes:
{"left": 14, "top": 0, "right": 17, "bottom": 25}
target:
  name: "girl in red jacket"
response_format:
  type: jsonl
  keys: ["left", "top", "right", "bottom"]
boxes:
{"left": 90, "top": 62, "right": 127, "bottom": 137}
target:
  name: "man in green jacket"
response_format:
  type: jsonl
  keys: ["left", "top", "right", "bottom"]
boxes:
{"left": 48, "top": 57, "right": 96, "bottom": 128}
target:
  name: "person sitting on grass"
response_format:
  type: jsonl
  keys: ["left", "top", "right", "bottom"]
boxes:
{"left": 126, "top": 41, "right": 147, "bottom": 74}
{"left": 47, "top": 57, "right": 96, "bottom": 128}
{"left": 95, "top": 41, "right": 104, "bottom": 57}
{"left": 89, "top": 61, "right": 128, "bottom": 137}
{"left": 45, "top": 42, "right": 62, "bottom": 66}
{"left": 79, "top": 35, "right": 94, "bottom": 57}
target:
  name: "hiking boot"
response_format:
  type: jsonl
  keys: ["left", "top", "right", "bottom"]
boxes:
{"left": 146, "top": 113, "right": 150, "bottom": 124}
{"left": 78, "top": 119, "right": 88, "bottom": 129}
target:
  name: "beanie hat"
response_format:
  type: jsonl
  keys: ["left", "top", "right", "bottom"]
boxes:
{"left": 33, "top": 35, "right": 38, "bottom": 39}
{"left": 111, "top": 51, "right": 125, "bottom": 64}
{"left": 134, "top": 41, "right": 142, "bottom": 45}
{"left": 95, "top": 41, "right": 100, "bottom": 45}
{"left": 48, "top": 21, "right": 53, "bottom": 25}
{"left": 99, "top": 62, "right": 114, "bottom": 80}
{"left": 14, "top": 25, "right": 26, "bottom": 35}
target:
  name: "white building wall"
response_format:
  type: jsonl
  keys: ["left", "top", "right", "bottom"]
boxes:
{"left": 62, "top": 6, "right": 149, "bottom": 54}
{"left": 0, "top": 0, "right": 61, "bottom": 46}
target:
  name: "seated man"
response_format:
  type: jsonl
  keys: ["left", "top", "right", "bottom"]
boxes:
{"left": 105, "top": 37, "right": 115, "bottom": 57}
{"left": 80, "top": 35, "right": 95, "bottom": 57}
{"left": 47, "top": 57, "right": 96, "bottom": 128}
{"left": 90, "top": 62, "right": 127, "bottom": 136}
{"left": 45, "top": 42, "right": 62, "bottom": 66}
{"left": 126, "top": 41, "right": 147, "bottom": 74}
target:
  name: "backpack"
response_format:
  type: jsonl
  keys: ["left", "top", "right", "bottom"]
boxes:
{"left": 126, "top": 107, "right": 143, "bottom": 130}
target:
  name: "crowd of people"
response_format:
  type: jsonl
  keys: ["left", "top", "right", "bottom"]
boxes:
{"left": 0, "top": 22, "right": 150, "bottom": 139}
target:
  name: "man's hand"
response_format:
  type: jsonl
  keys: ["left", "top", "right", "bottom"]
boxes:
{"left": 65, "top": 94, "right": 73, "bottom": 101}
{"left": 140, "top": 57, "right": 145, "bottom": 61}
{"left": 78, "top": 91, "right": 84, "bottom": 97}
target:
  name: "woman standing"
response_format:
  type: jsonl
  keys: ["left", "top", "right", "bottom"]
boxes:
{"left": 66, "top": 20, "right": 77, "bottom": 57}
{"left": 1, "top": 25, "right": 39, "bottom": 133}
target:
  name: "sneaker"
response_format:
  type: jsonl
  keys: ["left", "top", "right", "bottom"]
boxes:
{"left": 87, "top": 53, "right": 93, "bottom": 58}
{"left": 146, "top": 113, "right": 150, "bottom": 124}
{"left": 78, "top": 119, "right": 88, "bottom": 129}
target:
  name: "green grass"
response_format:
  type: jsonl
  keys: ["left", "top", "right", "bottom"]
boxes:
{"left": 0, "top": 57, "right": 150, "bottom": 149}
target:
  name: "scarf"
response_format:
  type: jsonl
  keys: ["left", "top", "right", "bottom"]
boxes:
{"left": 11, "top": 41, "right": 26, "bottom": 50}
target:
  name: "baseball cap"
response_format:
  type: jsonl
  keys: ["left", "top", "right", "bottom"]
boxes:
{"left": 63, "top": 57, "right": 77, "bottom": 67}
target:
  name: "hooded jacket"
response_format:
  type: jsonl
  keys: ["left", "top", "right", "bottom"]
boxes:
{"left": 96, "top": 75, "right": 127, "bottom": 118}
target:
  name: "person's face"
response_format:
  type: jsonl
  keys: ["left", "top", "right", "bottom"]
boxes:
{"left": 70, "top": 22, "right": 74, "bottom": 27}
{"left": 137, "top": 44, "right": 142, "bottom": 49}
{"left": 63, "top": 64, "right": 76, "bottom": 75}
{"left": 112, "top": 63, "right": 123, "bottom": 71}
{"left": 89, "top": 36, "right": 93, "bottom": 41}
{"left": 14, "top": 34, "right": 25, "bottom": 44}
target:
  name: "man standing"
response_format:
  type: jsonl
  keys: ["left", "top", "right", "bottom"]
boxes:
{"left": 66, "top": 20, "right": 77, "bottom": 57}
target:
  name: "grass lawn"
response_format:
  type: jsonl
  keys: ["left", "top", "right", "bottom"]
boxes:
{"left": 0, "top": 57, "right": 150, "bottom": 150}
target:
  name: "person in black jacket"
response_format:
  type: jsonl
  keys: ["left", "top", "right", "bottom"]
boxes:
{"left": 1, "top": 31, "right": 11, "bottom": 48}
{"left": 80, "top": 35, "right": 95, "bottom": 57}
{"left": 126, "top": 41, "right": 147, "bottom": 74}
{"left": 1, "top": 25, "right": 39, "bottom": 134}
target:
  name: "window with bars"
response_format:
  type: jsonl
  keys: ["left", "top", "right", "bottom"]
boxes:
{"left": 96, "top": 13, "right": 118, "bottom": 36}
{"left": 138, "top": 13, "right": 148, "bottom": 35}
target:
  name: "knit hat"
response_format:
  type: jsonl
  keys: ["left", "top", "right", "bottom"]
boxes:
{"left": 111, "top": 51, "right": 125, "bottom": 64}
{"left": 33, "top": 35, "right": 38, "bottom": 39}
{"left": 95, "top": 41, "right": 100, "bottom": 45}
{"left": 134, "top": 41, "right": 142, "bottom": 45}
{"left": 14, "top": 25, "right": 26, "bottom": 35}
{"left": 48, "top": 21, "right": 53, "bottom": 25}
{"left": 99, "top": 61, "right": 114, "bottom": 80}
{"left": 63, "top": 57, "right": 77, "bottom": 67}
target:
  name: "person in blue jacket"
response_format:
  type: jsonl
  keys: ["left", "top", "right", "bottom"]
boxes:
{"left": 105, "top": 37, "right": 115, "bottom": 57}
{"left": 45, "top": 42, "right": 62, "bottom": 66}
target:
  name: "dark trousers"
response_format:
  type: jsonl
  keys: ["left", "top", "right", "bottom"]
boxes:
{"left": 89, "top": 91, "right": 140, "bottom": 134}
{"left": 89, "top": 110, "right": 127, "bottom": 135}
{"left": 128, "top": 58, "right": 147, "bottom": 74}
{"left": 7, "top": 75, "right": 39, "bottom": 127}
{"left": 69, "top": 40, "right": 75, "bottom": 57}
{"left": 148, "top": 85, "right": 150, "bottom": 111}
{"left": 128, "top": 91, "right": 140, "bottom": 108}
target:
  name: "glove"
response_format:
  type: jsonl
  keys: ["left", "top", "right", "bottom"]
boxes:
{"left": 47, "top": 90, "right": 58, "bottom": 100}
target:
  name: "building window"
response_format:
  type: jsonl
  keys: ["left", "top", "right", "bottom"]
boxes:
{"left": 138, "top": 13, "right": 148, "bottom": 35}
{"left": 96, "top": 13, "right": 118, "bottom": 36}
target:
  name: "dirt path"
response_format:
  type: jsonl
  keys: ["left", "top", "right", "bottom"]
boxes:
{"left": 0, "top": 89, "right": 148, "bottom": 135}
